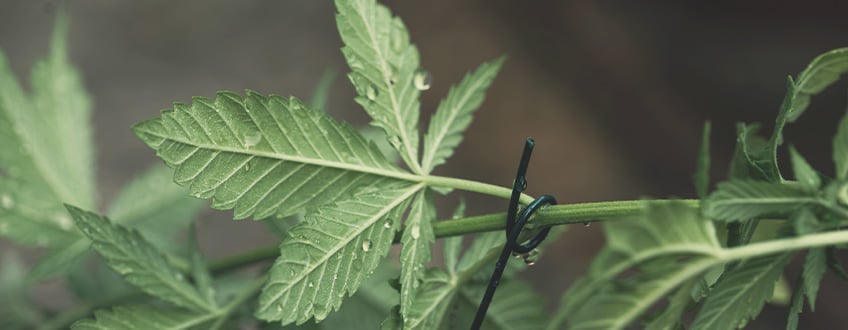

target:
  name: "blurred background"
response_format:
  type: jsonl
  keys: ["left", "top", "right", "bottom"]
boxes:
{"left": 2, "top": 0, "right": 848, "bottom": 328}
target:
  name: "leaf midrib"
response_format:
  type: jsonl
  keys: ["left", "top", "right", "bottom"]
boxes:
{"left": 258, "top": 183, "right": 424, "bottom": 313}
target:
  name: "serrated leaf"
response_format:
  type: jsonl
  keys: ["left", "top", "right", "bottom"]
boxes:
{"left": 694, "top": 121, "right": 711, "bottom": 199}
{"left": 553, "top": 202, "right": 721, "bottom": 330}
{"left": 132, "top": 91, "right": 413, "bottom": 220}
{"left": 421, "top": 57, "right": 505, "bottom": 172}
{"left": 773, "top": 48, "right": 848, "bottom": 150}
{"left": 705, "top": 180, "right": 816, "bottom": 222}
{"left": 834, "top": 111, "right": 848, "bottom": 180}
{"left": 786, "top": 274, "right": 804, "bottom": 330}
{"left": 399, "top": 190, "right": 436, "bottom": 320}
{"left": 825, "top": 247, "right": 848, "bottom": 280}
{"left": 729, "top": 123, "right": 778, "bottom": 182}
{"left": 255, "top": 182, "right": 422, "bottom": 325}
{"left": 66, "top": 205, "right": 215, "bottom": 312}
{"left": 318, "top": 263, "right": 398, "bottom": 330}
{"left": 691, "top": 253, "right": 793, "bottom": 330}
{"left": 403, "top": 269, "right": 456, "bottom": 330}
{"left": 0, "top": 17, "right": 94, "bottom": 247}
{"left": 802, "top": 247, "right": 825, "bottom": 311}
{"left": 108, "top": 164, "right": 205, "bottom": 252}
{"left": 71, "top": 305, "right": 213, "bottom": 330}
{"left": 789, "top": 147, "right": 820, "bottom": 191}
{"left": 335, "top": 0, "right": 423, "bottom": 174}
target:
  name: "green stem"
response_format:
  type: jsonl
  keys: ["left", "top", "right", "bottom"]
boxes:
{"left": 422, "top": 175, "right": 534, "bottom": 205}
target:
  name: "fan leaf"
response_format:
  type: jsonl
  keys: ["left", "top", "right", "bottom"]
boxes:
{"left": 255, "top": 182, "right": 422, "bottom": 325}
{"left": 399, "top": 190, "right": 436, "bottom": 320}
{"left": 421, "top": 57, "right": 505, "bottom": 172}
{"left": 72, "top": 305, "right": 213, "bottom": 330}
{"left": 705, "top": 180, "right": 816, "bottom": 222}
{"left": 335, "top": 0, "right": 423, "bottom": 174}
{"left": 132, "top": 91, "right": 414, "bottom": 219}
{"left": 66, "top": 206, "right": 215, "bottom": 312}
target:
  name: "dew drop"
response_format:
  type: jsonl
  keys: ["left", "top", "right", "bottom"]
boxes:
{"left": 523, "top": 249, "right": 540, "bottom": 266}
{"left": 362, "top": 240, "right": 372, "bottom": 252}
{"left": 583, "top": 222, "right": 591, "bottom": 228}
{"left": 308, "top": 281, "right": 315, "bottom": 288}
{"left": 387, "top": 136, "right": 401, "bottom": 147}
{"left": 410, "top": 224, "right": 420, "bottom": 239}
{"left": 383, "top": 220, "right": 392, "bottom": 229}
{"left": 276, "top": 304, "right": 284, "bottom": 312}
{"left": 1, "top": 194, "right": 14, "bottom": 209}
{"left": 243, "top": 131, "right": 262, "bottom": 148}
{"left": 366, "top": 85, "right": 379, "bottom": 100}
{"left": 175, "top": 273, "right": 184, "bottom": 281}
{"left": 55, "top": 212, "right": 72, "bottom": 230}
{"left": 413, "top": 70, "right": 432, "bottom": 91}
{"left": 243, "top": 161, "right": 252, "bottom": 171}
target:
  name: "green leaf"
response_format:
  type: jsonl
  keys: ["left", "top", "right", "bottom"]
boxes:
{"left": 318, "top": 263, "right": 398, "bottom": 330}
{"left": 786, "top": 274, "right": 804, "bottom": 330}
{"left": 834, "top": 110, "right": 848, "bottom": 180}
{"left": 399, "top": 190, "right": 436, "bottom": 320}
{"left": 71, "top": 305, "right": 213, "bottom": 330}
{"left": 255, "top": 182, "right": 422, "bottom": 325}
{"left": 403, "top": 269, "right": 456, "bottom": 329}
{"left": 335, "top": 0, "right": 423, "bottom": 174}
{"left": 421, "top": 57, "right": 505, "bottom": 172}
{"left": 0, "top": 17, "right": 95, "bottom": 247}
{"left": 132, "top": 91, "right": 412, "bottom": 220}
{"left": 108, "top": 164, "right": 205, "bottom": 252}
{"left": 705, "top": 180, "right": 816, "bottom": 222}
{"left": 310, "top": 69, "right": 336, "bottom": 112}
{"left": 694, "top": 121, "right": 711, "bottom": 199}
{"left": 0, "top": 254, "right": 44, "bottom": 329}
{"left": 645, "top": 279, "right": 698, "bottom": 330}
{"left": 789, "top": 147, "right": 820, "bottom": 191}
{"left": 773, "top": 48, "right": 848, "bottom": 153}
{"left": 66, "top": 205, "right": 216, "bottom": 312}
{"left": 729, "top": 123, "right": 778, "bottom": 181}
{"left": 27, "top": 239, "right": 89, "bottom": 280}
{"left": 551, "top": 201, "right": 721, "bottom": 330}
{"left": 691, "top": 253, "right": 793, "bottom": 330}
{"left": 187, "top": 224, "right": 217, "bottom": 307}
{"left": 802, "top": 247, "right": 826, "bottom": 310}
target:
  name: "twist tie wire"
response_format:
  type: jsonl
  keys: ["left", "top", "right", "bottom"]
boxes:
{"left": 471, "top": 137, "right": 557, "bottom": 330}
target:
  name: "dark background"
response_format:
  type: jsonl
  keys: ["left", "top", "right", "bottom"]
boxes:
{"left": 2, "top": 0, "right": 848, "bottom": 328}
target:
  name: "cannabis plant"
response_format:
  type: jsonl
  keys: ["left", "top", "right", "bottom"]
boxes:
{"left": 2, "top": 1, "right": 848, "bottom": 329}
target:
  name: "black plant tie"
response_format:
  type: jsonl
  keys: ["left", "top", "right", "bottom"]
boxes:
{"left": 471, "top": 138, "right": 557, "bottom": 330}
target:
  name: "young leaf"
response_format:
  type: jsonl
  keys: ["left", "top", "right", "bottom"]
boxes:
{"left": 310, "top": 69, "right": 336, "bottom": 112}
{"left": 421, "top": 57, "right": 505, "bottom": 172}
{"left": 773, "top": 48, "right": 848, "bottom": 147}
{"left": 729, "top": 123, "right": 778, "bottom": 182}
{"left": 403, "top": 269, "right": 456, "bottom": 329}
{"left": 705, "top": 180, "right": 816, "bottom": 222}
{"left": 317, "top": 263, "right": 398, "bottom": 330}
{"left": 645, "top": 279, "right": 698, "bottom": 330}
{"left": 834, "top": 110, "right": 848, "bottom": 180}
{"left": 787, "top": 274, "right": 805, "bottom": 330}
{"left": 802, "top": 247, "right": 826, "bottom": 310}
{"left": 132, "top": 91, "right": 413, "bottom": 220}
{"left": 694, "top": 121, "right": 711, "bottom": 199}
{"left": 399, "top": 190, "right": 436, "bottom": 320}
{"left": 335, "top": 0, "right": 423, "bottom": 174}
{"left": 551, "top": 202, "right": 721, "bottom": 330}
{"left": 108, "top": 164, "right": 205, "bottom": 251}
{"left": 0, "top": 17, "right": 95, "bottom": 247}
{"left": 255, "top": 182, "right": 422, "bottom": 325}
{"left": 71, "top": 305, "right": 213, "bottom": 330}
{"left": 66, "top": 205, "right": 216, "bottom": 313}
{"left": 690, "top": 253, "right": 793, "bottom": 330}
{"left": 789, "top": 147, "right": 820, "bottom": 191}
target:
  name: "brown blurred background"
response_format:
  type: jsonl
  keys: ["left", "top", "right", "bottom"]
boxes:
{"left": 2, "top": 0, "right": 848, "bottom": 328}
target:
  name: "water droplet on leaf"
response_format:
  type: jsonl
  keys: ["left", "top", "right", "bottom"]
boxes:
{"left": 1, "top": 194, "right": 14, "bottom": 209}
{"left": 383, "top": 220, "right": 392, "bottom": 229}
{"left": 308, "top": 281, "right": 315, "bottom": 288}
{"left": 366, "top": 85, "right": 379, "bottom": 100}
{"left": 410, "top": 224, "right": 420, "bottom": 239}
{"left": 362, "top": 240, "right": 372, "bottom": 252}
{"left": 413, "top": 70, "right": 431, "bottom": 91}
{"left": 583, "top": 222, "right": 591, "bottom": 228}
{"left": 276, "top": 304, "right": 283, "bottom": 312}
{"left": 243, "top": 131, "right": 261, "bottom": 148}
{"left": 523, "top": 249, "right": 540, "bottom": 266}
